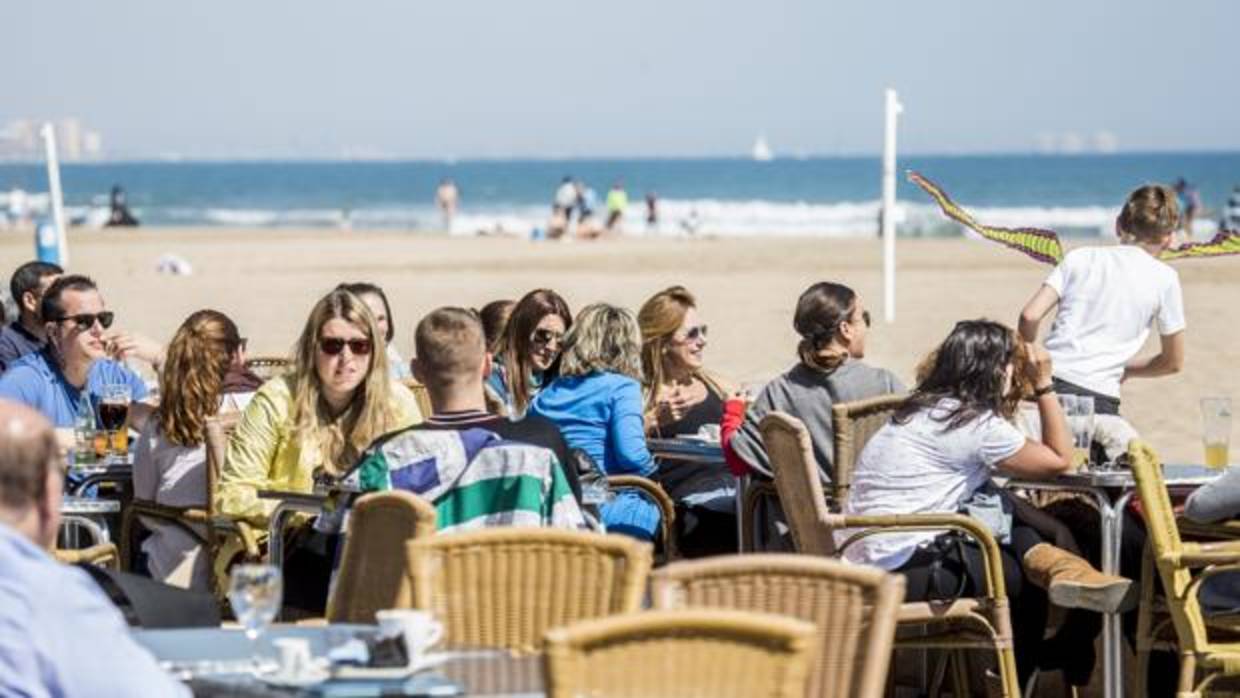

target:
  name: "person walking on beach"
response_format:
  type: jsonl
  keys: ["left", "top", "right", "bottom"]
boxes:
{"left": 1223, "top": 185, "right": 1240, "bottom": 232}
{"left": 605, "top": 181, "right": 628, "bottom": 232}
{"left": 645, "top": 192, "right": 658, "bottom": 232}
{"left": 435, "top": 178, "right": 459, "bottom": 233}
{"left": 1173, "top": 178, "right": 1201, "bottom": 240}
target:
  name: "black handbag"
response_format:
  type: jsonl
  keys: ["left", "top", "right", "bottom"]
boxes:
{"left": 76, "top": 565, "right": 220, "bottom": 628}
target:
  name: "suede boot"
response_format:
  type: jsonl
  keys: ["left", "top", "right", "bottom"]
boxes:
{"left": 1022, "top": 543, "right": 1136, "bottom": 614}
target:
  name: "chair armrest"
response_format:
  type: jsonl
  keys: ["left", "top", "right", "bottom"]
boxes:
{"left": 54, "top": 542, "right": 120, "bottom": 570}
{"left": 1178, "top": 517, "right": 1240, "bottom": 542}
{"left": 210, "top": 515, "right": 266, "bottom": 560}
{"left": 1173, "top": 540, "right": 1240, "bottom": 567}
{"left": 833, "top": 512, "right": 1008, "bottom": 600}
{"left": 607, "top": 475, "right": 678, "bottom": 559}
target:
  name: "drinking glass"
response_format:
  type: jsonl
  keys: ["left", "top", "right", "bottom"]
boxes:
{"left": 228, "top": 564, "right": 283, "bottom": 668}
{"left": 98, "top": 384, "right": 132, "bottom": 461}
{"left": 1058, "top": 394, "right": 1095, "bottom": 469}
{"left": 1202, "top": 397, "right": 1232, "bottom": 469}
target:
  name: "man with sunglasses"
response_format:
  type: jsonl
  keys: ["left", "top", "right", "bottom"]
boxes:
{"left": 0, "top": 261, "right": 62, "bottom": 374}
{"left": 0, "top": 275, "right": 160, "bottom": 436}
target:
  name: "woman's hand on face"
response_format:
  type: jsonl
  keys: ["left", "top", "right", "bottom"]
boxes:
{"left": 1024, "top": 342, "right": 1054, "bottom": 388}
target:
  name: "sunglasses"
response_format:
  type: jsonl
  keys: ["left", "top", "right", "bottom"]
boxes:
{"left": 530, "top": 328, "right": 564, "bottom": 348}
{"left": 319, "top": 337, "right": 373, "bottom": 356}
{"left": 859, "top": 310, "right": 871, "bottom": 328}
{"left": 54, "top": 312, "right": 115, "bottom": 331}
{"left": 237, "top": 337, "right": 249, "bottom": 352}
{"left": 677, "top": 325, "right": 708, "bottom": 343}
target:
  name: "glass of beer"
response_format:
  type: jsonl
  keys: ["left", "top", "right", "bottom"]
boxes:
{"left": 98, "top": 384, "right": 132, "bottom": 461}
{"left": 1202, "top": 397, "right": 1232, "bottom": 469}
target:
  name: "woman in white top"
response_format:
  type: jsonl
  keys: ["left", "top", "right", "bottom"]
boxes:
{"left": 843, "top": 320, "right": 1127, "bottom": 687}
{"left": 132, "top": 310, "right": 250, "bottom": 590}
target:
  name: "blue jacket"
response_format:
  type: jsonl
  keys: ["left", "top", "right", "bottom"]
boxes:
{"left": 529, "top": 371, "right": 655, "bottom": 477}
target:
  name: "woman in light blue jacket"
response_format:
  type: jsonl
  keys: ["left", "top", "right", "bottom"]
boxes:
{"left": 529, "top": 303, "right": 659, "bottom": 540}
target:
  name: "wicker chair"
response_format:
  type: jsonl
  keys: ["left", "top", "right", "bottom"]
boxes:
{"left": 405, "top": 527, "right": 652, "bottom": 654}
{"left": 244, "top": 356, "right": 291, "bottom": 380}
{"left": 202, "top": 413, "right": 264, "bottom": 599}
{"left": 54, "top": 542, "right": 120, "bottom": 570}
{"left": 830, "top": 394, "right": 906, "bottom": 506}
{"left": 399, "top": 378, "right": 434, "bottom": 419}
{"left": 1128, "top": 440, "right": 1240, "bottom": 696}
{"left": 543, "top": 609, "right": 819, "bottom": 698}
{"left": 325, "top": 490, "right": 437, "bottom": 623}
{"left": 759, "top": 411, "right": 1021, "bottom": 698}
{"left": 652, "top": 554, "right": 905, "bottom": 698}
{"left": 605, "top": 474, "right": 678, "bottom": 560}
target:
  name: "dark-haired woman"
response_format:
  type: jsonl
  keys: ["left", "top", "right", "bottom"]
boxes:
{"left": 337, "top": 282, "right": 411, "bottom": 381}
{"left": 728, "top": 282, "right": 903, "bottom": 481}
{"left": 841, "top": 320, "right": 1130, "bottom": 687}
{"left": 486, "top": 289, "right": 572, "bottom": 417}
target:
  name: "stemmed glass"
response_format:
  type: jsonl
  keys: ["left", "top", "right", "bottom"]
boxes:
{"left": 98, "top": 383, "right": 132, "bottom": 462}
{"left": 228, "top": 564, "right": 283, "bottom": 672}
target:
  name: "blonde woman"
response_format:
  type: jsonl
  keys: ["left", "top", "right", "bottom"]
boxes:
{"left": 528, "top": 303, "right": 659, "bottom": 540}
{"left": 216, "top": 289, "right": 422, "bottom": 525}
{"left": 132, "top": 310, "right": 249, "bottom": 590}
{"left": 638, "top": 285, "right": 733, "bottom": 437}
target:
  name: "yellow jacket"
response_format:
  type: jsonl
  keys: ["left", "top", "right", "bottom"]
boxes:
{"left": 215, "top": 375, "right": 422, "bottom": 523}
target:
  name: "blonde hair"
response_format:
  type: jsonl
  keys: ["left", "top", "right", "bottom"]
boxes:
{"left": 159, "top": 310, "right": 242, "bottom": 447}
{"left": 289, "top": 289, "right": 399, "bottom": 473}
{"left": 638, "top": 285, "right": 705, "bottom": 413}
{"left": 1118, "top": 184, "right": 1180, "bottom": 242}
{"left": 559, "top": 303, "right": 643, "bottom": 381}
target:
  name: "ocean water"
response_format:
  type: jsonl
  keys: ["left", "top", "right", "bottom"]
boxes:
{"left": 0, "top": 152, "right": 1236, "bottom": 238}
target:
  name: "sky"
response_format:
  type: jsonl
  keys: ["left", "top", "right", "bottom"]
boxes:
{"left": 7, "top": 0, "right": 1237, "bottom": 159}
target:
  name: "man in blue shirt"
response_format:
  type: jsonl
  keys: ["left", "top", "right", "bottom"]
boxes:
{"left": 0, "top": 399, "right": 189, "bottom": 697}
{"left": 0, "top": 260, "right": 62, "bottom": 374}
{"left": 0, "top": 275, "right": 161, "bottom": 435}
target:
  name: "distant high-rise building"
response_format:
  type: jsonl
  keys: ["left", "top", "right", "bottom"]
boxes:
{"left": 83, "top": 130, "right": 103, "bottom": 160}
{"left": 57, "top": 118, "right": 83, "bottom": 161}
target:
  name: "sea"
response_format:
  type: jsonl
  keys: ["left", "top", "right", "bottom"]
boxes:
{"left": 0, "top": 152, "right": 1237, "bottom": 238}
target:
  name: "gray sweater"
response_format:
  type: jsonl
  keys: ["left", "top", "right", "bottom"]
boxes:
{"left": 1183, "top": 468, "right": 1240, "bottom": 612}
{"left": 730, "top": 360, "right": 905, "bottom": 481}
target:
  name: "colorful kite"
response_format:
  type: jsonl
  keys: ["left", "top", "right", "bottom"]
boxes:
{"left": 908, "top": 170, "right": 1240, "bottom": 265}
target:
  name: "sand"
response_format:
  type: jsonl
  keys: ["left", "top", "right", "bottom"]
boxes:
{"left": 2, "top": 228, "right": 1236, "bottom": 464}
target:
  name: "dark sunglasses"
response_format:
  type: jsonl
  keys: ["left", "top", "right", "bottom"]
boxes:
{"left": 530, "top": 328, "right": 564, "bottom": 348}
{"left": 237, "top": 337, "right": 249, "bottom": 352}
{"left": 319, "top": 337, "right": 373, "bottom": 356}
{"left": 678, "top": 325, "right": 708, "bottom": 343}
{"left": 54, "top": 312, "right": 115, "bottom": 331}
{"left": 860, "top": 310, "right": 871, "bottom": 328}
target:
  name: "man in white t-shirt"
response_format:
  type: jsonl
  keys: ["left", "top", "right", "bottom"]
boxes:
{"left": 1019, "top": 184, "right": 1185, "bottom": 415}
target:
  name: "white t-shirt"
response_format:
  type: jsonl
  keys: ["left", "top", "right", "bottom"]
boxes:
{"left": 1042, "top": 245, "right": 1185, "bottom": 399}
{"left": 839, "top": 399, "right": 1026, "bottom": 570}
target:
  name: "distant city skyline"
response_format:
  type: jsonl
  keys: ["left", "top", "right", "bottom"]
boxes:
{"left": 5, "top": 1, "right": 1236, "bottom": 160}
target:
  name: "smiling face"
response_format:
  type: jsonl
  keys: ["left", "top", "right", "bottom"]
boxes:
{"left": 664, "top": 306, "right": 707, "bottom": 372}
{"left": 527, "top": 313, "right": 567, "bottom": 373}
{"left": 315, "top": 317, "right": 373, "bottom": 407}
{"left": 48, "top": 288, "right": 108, "bottom": 365}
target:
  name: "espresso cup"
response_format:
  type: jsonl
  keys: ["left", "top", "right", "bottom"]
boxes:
{"left": 375, "top": 609, "right": 444, "bottom": 666}
{"left": 272, "top": 637, "right": 314, "bottom": 677}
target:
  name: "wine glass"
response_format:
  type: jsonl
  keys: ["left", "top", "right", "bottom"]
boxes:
{"left": 228, "top": 564, "right": 283, "bottom": 671}
{"left": 98, "top": 383, "right": 132, "bottom": 462}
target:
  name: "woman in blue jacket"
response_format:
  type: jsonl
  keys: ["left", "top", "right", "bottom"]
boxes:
{"left": 529, "top": 303, "right": 659, "bottom": 540}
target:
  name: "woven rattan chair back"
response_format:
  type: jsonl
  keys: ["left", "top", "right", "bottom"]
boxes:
{"left": 544, "top": 609, "right": 818, "bottom": 698}
{"left": 760, "top": 412, "right": 837, "bottom": 556}
{"left": 406, "top": 527, "right": 652, "bottom": 653}
{"left": 400, "top": 378, "right": 434, "bottom": 420}
{"left": 204, "top": 413, "right": 241, "bottom": 518}
{"left": 327, "top": 491, "right": 438, "bottom": 623}
{"left": 244, "top": 356, "right": 291, "bottom": 380}
{"left": 830, "top": 394, "right": 904, "bottom": 506}
{"left": 652, "top": 554, "right": 904, "bottom": 698}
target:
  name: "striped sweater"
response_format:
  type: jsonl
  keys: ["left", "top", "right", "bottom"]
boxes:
{"left": 354, "top": 425, "right": 586, "bottom": 533}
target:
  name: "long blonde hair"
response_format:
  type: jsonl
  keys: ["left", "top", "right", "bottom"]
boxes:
{"left": 289, "top": 289, "right": 399, "bottom": 473}
{"left": 637, "top": 285, "right": 726, "bottom": 414}
{"left": 159, "top": 310, "right": 242, "bottom": 447}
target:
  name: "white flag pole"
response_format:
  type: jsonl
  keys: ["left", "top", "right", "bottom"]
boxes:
{"left": 881, "top": 88, "right": 902, "bottom": 324}
{"left": 39, "top": 123, "right": 69, "bottom": 266}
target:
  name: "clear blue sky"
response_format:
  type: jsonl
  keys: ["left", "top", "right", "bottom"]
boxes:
{"left": 8, "top": 0, "right": 1236, "bottom": 159}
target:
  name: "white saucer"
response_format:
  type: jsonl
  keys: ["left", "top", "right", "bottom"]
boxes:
{"left": 331, "top": 652, "right": 452, "bottom": 680}
{"left": 258, "top": 665, "right": 331, "bottom": 688}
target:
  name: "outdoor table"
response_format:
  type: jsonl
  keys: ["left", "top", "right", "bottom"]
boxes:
{"left": 134, "top": 624, "right": 545, "bottom": 697}
{"left": 1005, "top": 463, "right": 1221, "bottom": 698}
{"left": 256, "top": 490, "right": 329, "bottom": 566}
{"left": 60, "top": 495, "right": 121, "bottom": 546}
{"left": 647, "top": 437, "right": 744, "bottom": 552}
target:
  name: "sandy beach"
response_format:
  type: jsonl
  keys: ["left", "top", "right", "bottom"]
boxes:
{"left": 3, "top": 228, "right": 1236, "bottom": 464}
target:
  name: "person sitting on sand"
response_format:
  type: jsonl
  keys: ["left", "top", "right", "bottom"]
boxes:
{"left": 485, "top": 289, "right": 572, "bottom": 417}
{"left": 529, "top": 303, "right": 661, "bottom": 541}
{"left": 638, "top": 285, "right": 736, "bottom": 556}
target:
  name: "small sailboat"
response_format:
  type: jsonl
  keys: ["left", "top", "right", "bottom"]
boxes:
{"left": 751, "top": 134, "right": 773, "bottom": 162}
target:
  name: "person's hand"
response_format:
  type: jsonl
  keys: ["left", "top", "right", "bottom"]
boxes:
{"left": 1024, "top": 342, "right": 1054, "bottom": 389}
{"left": 656, "top": 387, "right": 691, "bottom": 426}
{"left": 104, "top": 330, "right": 165, "bottom": 368}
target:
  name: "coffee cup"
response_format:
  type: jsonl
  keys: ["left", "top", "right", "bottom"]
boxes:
{"left": 272, "top": 637, "right": 314, "bottom": 677}
{"left": 375, "top": 609, "right": 443, "bottom": 666}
